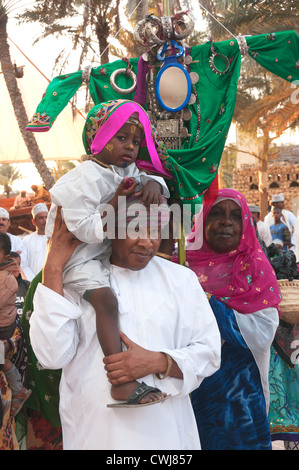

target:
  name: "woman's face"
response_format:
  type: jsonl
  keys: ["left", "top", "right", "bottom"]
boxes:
{"left": 205, "top": 199, "right": 243, "bottom": 253}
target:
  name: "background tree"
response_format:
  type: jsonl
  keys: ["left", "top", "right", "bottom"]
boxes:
{"left": 0, "top": 163, "right": 22, "bottom": 197}
{"left": 18, "top": 0, "right": 123, "bottom": 70}
{"left": 50, "top": 160, "right": 77, "bottom": 180}
{"left": 200, "top": 0, "right": 299, "bottom": 217}
{"left": 0, "top": 0, "right": 55, "bottom": 189}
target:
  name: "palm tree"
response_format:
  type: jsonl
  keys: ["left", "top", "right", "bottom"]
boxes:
{"left": 202, "top": 0, "right": 299, "bottom": 216}
{"left": 0, "top": 163, "right": 22, "bottom": 197}
{"left": 0, "top": 1, "right": 55, "bottom": 189}
{"left": 18, "top": 0, "right": 122, "bottom": 69}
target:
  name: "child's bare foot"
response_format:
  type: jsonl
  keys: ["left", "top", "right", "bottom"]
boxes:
{"left": 111, "top": 381, "right": 166, "bottom": 405}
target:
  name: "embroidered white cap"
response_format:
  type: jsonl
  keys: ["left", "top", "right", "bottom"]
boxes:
{"left": 31, "top": 203, "right": 48, "bottom": 218}
{"left": 0, "top": 207, "right": 9, "bottom": 219}
{"left": 248, "top": 204, "right": 260, "bottom": 213}
{"left": 271, "top": 193, "right": 284, "bottom": 203}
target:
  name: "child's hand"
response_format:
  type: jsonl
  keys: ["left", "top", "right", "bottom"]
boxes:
{"left": 108, "top": 178, "right": 138, "bottom": 211}
{"left": 115, "top": 178, "right": 137, "bottom": 198}
{"left": 135, "top": 181, "right": 163, "bottom": 206}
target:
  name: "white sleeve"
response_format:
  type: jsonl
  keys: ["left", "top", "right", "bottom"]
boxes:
{"left": 258, "top": 221, "right": 272, "bottom": 247}
{"left": 154, "top": 273, "right": 221, "bottom": 398}
{"left": 234, "top": 307, "right": 279, "bottom": 411}
{"left": 48, "top": 169, "right": 105, "bottom": 244}
{"left": 30, "top": 284, "right": 82, "bottom": 369}
{"left": 129, "top": 165, "right": 170, "bottom": 198}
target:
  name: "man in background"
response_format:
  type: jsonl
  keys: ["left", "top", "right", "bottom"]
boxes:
{"left": 23, "top": 203, "right": 48, "bottom": 281}
{"left": 249, "top": 204, "right": 272, "bottom": 247}
{"left": 0, "top": 207, "right": 32, "bottom": 280}
{"left": 264, "top": 193, "right": 297, "bottom": 251}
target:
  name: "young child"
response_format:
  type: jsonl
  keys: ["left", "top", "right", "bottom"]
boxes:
{"left": 45, "top": 99, "right": 171, "bottom": 405}
{"left": 270, "top": 207, "right": 292, "bottom": 251}
{"left": 0, "top": 233, "right": 31, "bottom": 417}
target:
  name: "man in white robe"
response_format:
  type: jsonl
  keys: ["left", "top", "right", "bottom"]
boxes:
{"left": 29, "top": 204, "right": 221, "bottom": 450}
{"left": 249, "top": 205, "right": 272, "bottom": 247}
{"left": 264, "top": 193, "right": 297, "bottom": 248}
{"left": 0, "top": 207, "right": 32, "bottom": 280}
{"left": 23, "top": 203, "right": 48, "bottom": 281}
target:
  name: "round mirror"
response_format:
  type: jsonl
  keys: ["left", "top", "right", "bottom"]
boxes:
{"left": 155, "top": 63, "right": 191, "bottom": 112}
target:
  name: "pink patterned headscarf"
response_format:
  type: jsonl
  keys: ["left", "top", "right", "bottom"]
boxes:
{"left": 82, "top": 99, "right": 171, "bottom": 178}
{"left": 182, "top": 188, "right": 281, "bottom": 314}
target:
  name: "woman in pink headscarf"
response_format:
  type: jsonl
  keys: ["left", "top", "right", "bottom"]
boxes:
{"left": 161, "top": 188, "right": 281, "bottom": 450}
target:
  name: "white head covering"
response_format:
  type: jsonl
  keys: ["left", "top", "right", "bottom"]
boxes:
{"left": 248, "top": 204, "right": 260, "bottom": 213}
{"left": 0, "top": 207, "right": 9, "bottom": 219}
{"left": 271, "top": 193, "right": 284, "bottom": 203}
{"left": 31, "top": 203, "right": 48, "bottom": 219}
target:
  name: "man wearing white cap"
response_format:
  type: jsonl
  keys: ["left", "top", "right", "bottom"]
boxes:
{"left": 23, "top": 203, "right": 49, "bottom": 280}
{"left": 249, "top": 204, "right": 272, "bottom": 247}
{"left": 0, "top": 207, "right": 32, "bottom": 280}
{"left": 264, "top": 193, "right": 297, "bottom": 248}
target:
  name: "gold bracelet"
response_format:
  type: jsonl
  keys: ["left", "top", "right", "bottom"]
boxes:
{"left": 155, "top": 252, "right": 172, "bottom": 261}
{"left": 156, "top": 353, "right": 173, "bottom": 380}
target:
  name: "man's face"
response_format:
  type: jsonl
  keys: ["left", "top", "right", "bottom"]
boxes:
{"left": 33, "top": 211, "right": 48, "bottom": 234}
{"left": 251, "top": 211, "right": 259, "bottom": 223}
{"left": 272, "top": 201, "right": 284, "bottom": 210}
{"left": 110, "top": 225, "right": 161, "bottom": 271}
{"left": 0, "top": 217, "right": 10, "bottom": 234}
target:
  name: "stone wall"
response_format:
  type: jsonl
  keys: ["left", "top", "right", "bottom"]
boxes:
{"left": 232, "top": 161, "right": 299, "bottom": 215}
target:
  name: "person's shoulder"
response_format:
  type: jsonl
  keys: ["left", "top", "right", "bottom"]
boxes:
{"left": 23, "top": 232, "right": 36, "bottom": 242}
{"left": 153, "top": 256, "right": 198, "bottom": 280}
{"left": 8, "top": 232, "right": 22, "bottom": 242}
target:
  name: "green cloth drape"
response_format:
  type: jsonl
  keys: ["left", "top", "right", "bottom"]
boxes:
{"left": 26, "top": 30, "right": 299, "bottom": 211}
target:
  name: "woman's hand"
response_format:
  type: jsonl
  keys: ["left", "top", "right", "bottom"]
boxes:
{"left": 103, "top": 331, "right": 167, "bottom": 385}
{"left": 42, "top": 206, "right": 82, "bottom": 295}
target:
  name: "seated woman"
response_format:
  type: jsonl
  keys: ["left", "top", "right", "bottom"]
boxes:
{"left": 164, "top": 188, "right": 281, "bottom": 450}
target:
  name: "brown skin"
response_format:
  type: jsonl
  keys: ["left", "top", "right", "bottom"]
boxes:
{"left": 88, "top": 117, "right": 165, "bottom": 402}
{"left": 32, "top": 211, "right": 48, "bottom": 235}
{"left": 96, "top": 116, "right": 164, "bottom": 207}
{"left": 273, "top": 207, "right": 282, "bottom": 224}
{"left": 205, "top": 200, "right": 243, "bottom": 253}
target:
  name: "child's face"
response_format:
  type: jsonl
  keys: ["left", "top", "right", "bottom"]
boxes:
{"left": 273, "top": 208, "right": 281, "bottom": 223}
{"left": 97, "top": 119, "right": 143, "bottom": 168}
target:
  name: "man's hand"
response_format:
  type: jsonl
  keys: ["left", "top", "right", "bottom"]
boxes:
{"left": 103, "top": 331, "right": 167, "bottom": 384}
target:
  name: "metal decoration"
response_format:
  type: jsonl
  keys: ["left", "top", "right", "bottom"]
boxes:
{"left": 110, "top": 67, "right": 137, "bottom": 94}
{"left": 134, "top": 11, "right": 195, "bottom": 47}
{"left": 155, "top": 41, "right": 192, "bottom": 112}
{"left": 236, "top": 34, "right": 249, "bottom": 57}
{"left": 209, "top": 41, "right": 230, "bottom": 76}
{"left": 133, "top": 10, "right": 196, "bottom": 149}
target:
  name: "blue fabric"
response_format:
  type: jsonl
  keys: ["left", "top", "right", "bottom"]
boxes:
{"left": 268, "top": 346, "right": 299, "bottom": 442}
{"left": 270, "top": 223, "right": 289, "bottom": 251}
{"left": 191, "top": 296, "right": 272, "bottom": 450}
